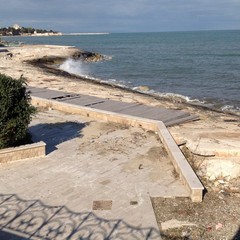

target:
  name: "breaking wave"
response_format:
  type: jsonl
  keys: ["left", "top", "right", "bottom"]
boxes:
{"left": 59, "top": 58, "right": 89, "bottom": 76}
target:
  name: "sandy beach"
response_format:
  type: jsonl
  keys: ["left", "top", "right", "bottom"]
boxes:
{"left": 0, "top": 44, "right": 240, "bottom": 239}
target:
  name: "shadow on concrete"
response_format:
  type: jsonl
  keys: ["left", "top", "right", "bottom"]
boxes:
{"left": 0, "top": 193, "right": 161, "bottom": 239}
{"left": 0, "top": 229, "right": 29, "bottom": 240}
{"left": 232, "top": 226, "right": 240, "bottom": 240}
{"left": 29, "top": 122, "right": 86, "bottom": 154}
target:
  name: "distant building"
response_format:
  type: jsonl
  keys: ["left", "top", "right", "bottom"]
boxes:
{"left": 0, "top": 24, "right": 62, "bottom": 36}
{"left": 12, "top": 24, "right": 21, "bottom": 30}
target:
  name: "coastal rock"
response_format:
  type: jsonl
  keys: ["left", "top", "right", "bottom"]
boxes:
{"left": 170, "top": 120, "right": 240, "bottom": 180}
{"left": 179, "top": 143, "right": 240, "bottom": 180}
{"left": 198, "top": 157, "right": 240, "bottom": 181}
{"left": 0, "top": 51, "right": 13, "bottom": 60}
{"left": 72, "top": 51, "right": 105, "bottom": 62}
{"left": 33, "top": 55, "right": 66, "bottom": 65}
{"left": 170, "top": 124, "right": 240, "bottom": 158}
{"left": 161, "top": 219, "right": 197, "bottom": 231}
{"left": 186, "top": 134, "right": 240, "bottom": 157}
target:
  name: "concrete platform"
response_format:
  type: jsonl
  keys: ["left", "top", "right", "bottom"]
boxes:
{"left": 0, "top": 85, "right": 204, "bottom": 239}
{"left": 31, "top": 96, "right": 204, "bottom": 202}
{"left": 27, "top": 86, "right": 199, "bottom": 126}
{"left": 0, "top": 111, "right": 191, "bottom": 239}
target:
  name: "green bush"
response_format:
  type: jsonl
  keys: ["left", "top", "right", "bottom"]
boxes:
{"left": 0, "top": 74, "right": 36, "bottom": 149}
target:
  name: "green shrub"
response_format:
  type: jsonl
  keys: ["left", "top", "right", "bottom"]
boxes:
{"left": 0, "top": 74, "right": 36, "bottom": 149}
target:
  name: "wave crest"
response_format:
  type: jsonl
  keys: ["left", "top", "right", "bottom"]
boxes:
{"left": 59, "top": 58, "right": 89, "bottom": 76}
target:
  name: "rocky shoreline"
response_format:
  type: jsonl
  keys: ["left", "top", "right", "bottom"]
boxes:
{"left": 26, "top": 48, "right": 239, "bottom": 117}
{"left": 0, "top": 44, "right": 239, "bottom": 181}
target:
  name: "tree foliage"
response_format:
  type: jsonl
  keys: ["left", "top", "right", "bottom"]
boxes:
{"left": 0, "top": 74, "right": 36, "bottom": 149}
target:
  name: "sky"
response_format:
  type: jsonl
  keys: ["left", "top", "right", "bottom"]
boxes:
{"left": 1, "top": 0, "right": 240, "bottom": 33}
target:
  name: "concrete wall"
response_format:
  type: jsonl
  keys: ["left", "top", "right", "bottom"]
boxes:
{"left": 0, "top": 141, "right": 46, "bottom": 163}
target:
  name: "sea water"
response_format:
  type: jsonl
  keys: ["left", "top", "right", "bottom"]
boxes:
{"left": 4, "top": 30, "right": 240, "bottom": 114}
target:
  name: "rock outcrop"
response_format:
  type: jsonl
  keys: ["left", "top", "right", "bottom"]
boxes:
{"left": 72, "top": 51, "right": 106, "bottom": 62}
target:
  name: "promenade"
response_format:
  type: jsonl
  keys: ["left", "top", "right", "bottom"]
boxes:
{"left": 0, "top": 106, "right": 190, "bottom": 239}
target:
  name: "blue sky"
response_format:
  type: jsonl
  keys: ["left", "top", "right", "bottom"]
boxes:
{"left": 1, "top": 0, "right": 240, "bottom": 32}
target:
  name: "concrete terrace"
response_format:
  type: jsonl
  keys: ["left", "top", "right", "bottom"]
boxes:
{"left": 0, "top": 87, "right": 203, "bottom": 239}
{"left": 0, "top": 110, "right": 190, "bottom": 239}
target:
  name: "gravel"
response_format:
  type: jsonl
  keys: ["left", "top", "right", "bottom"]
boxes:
{"left": 152, "top": 178, "right": 240, "bottom": 240}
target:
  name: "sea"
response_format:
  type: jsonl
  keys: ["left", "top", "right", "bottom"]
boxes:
{"left": 3, "top": 30, "right": 240, "bottom": 114}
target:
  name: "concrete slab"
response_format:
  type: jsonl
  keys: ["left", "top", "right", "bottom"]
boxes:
{"left": 90, "top": 100, "right": 139, "bottom": 112}
{"left": 0, "top": 110, "right": 191, "bottom": 239}
{"left": 59, "top": 96, "right": 105, "bottom": 106}
{"left": 30, "top": 90, "right": 68, "bottom": 99}
{"left": 28, "top": 86, "right": 199, "bottom": 126}
{"left": 0, "top": 193, "right": 162, "bottom": 239}
{"left": 30, "top": 97, "right": 204, "bottom": 201}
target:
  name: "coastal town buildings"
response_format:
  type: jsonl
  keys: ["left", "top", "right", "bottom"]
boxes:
{"left": 0, "top": 24, "right": 62, "bottom": 36}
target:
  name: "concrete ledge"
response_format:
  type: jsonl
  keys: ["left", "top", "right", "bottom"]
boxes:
{"left": 0, "top": 141, "right": 46, "bottom": 163}
{"left": 156, "top": 122, "right": 204, "bottom": 202}
{"left": 31, "top": 97, "right": 158, "bottom": 131}
{"left": 31, "top": 96, "right": 204, "bottom": 202}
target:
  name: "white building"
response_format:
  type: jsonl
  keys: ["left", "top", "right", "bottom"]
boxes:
{"left": 12, "top": 24, "right": 21, "bottom": 30}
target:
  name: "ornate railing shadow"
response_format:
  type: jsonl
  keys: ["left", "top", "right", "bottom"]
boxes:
{"left": 29, "top": 122, "right": 86, "bottom": 154}
{"left": 0, "top": 194, "right": 161, "bottom": 239}
{"left": 232, "top": 226, "right": 240, "bottom": 240}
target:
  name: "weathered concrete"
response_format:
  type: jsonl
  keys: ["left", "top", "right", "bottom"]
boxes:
{"left": 0, "top": 193, "right": 162, "bottom": 240}
{"left": 161, "top": 219, "right": 197, "bottom": 231}
{"left": 28, "top": 86, "right": 199, "bottom": 126}
{"left": 0, "top": 141, "right": 46, "bottom": 163}
{"left": 31, "top": 96, "right": 159, "bottom": 131}
{"left": 0, "top": 110, "right": 192, "bottom": 239}
{"left": 170, "top": 121, "right": 240, "bottom": 180}
{"left": 31, "top": 97, "right": 204, "bottom": 202}
{"left": 156, "top": 122, "right": 204, "bottom": 202}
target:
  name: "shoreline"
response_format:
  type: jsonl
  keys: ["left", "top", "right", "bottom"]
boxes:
{"left": 1, "top": 44, "right": 239, "bottom": 116}
{"left": 33, "top": 49, "right": 240, "bottom": 116}
{"left": 0, "top": 44, "right": 239, "bottom": 181}
{"left": 2, "top": 33, "right": 239, "bottom": 115}
{"left": 26, "top": 50, "right": 239, "bottom": 117}
{"left": 45, "top": 67, "right": 239, "bottom": 116}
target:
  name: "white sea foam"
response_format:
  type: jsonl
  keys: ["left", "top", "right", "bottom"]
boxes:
{"left": 133, "top": 88, "right": 239, "bottom": 114}
{"left": 59, "top": 58, "right": 89, "bottom": 76}
{"left": 221, "top": 105, "right": 240, "bottom": 115}
{"left": 147, "top": 91, "right": 204, "bottom": 104}
{"left": 59, "top": 58, "right": 128, "bottom": 86}
{"left": 103, "top": 55, "right": 113, "bottom": 60}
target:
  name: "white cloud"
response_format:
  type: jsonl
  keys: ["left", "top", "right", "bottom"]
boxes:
{"left": 1, "top": 0, "right": 240, "bottom": 32}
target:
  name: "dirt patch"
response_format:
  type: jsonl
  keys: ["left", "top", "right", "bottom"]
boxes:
{"left": 152, "top": 177, "right": 240, "bottom": 240}
{"left": 77, "top": 121, "right": 163, "bottom": 159}
{"left": 146, "top": 146, "right": 169, "bottom": 161}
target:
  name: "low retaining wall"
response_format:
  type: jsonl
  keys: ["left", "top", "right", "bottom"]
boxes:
{"left": 31, "top": 97, "right": 158, "bottom": 131}
{"left": 156, "top": 122, "right": 203, "bottom": 202}
{"left": 0, "top": 141, "right": 46, "bottom": 163}
{"left": 31, "top": 96, "right": 204, "bottom": 202}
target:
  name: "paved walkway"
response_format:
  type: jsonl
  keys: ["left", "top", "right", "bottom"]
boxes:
{"left": 28, "top": 86, "right": 198, "bottom": 126}
{"left": 0, "top": 110, "right": 189, "bottom": 239}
